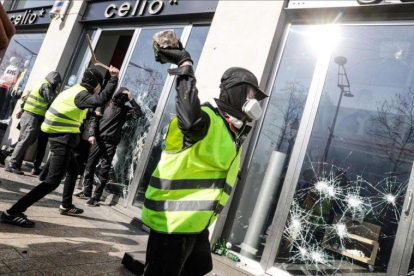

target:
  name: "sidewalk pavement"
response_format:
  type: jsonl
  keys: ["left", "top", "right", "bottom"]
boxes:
{"left": 0, "top": 164, "right": 247, "bottom": 276}
{"left": 0, "top": 165, "right": 147, "bottom": 276}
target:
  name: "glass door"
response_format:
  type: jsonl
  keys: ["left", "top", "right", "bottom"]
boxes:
{"left": 261, "top": 24, "right": 414, "bottom": 275}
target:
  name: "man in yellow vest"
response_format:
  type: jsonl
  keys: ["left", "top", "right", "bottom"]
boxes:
{"left": 1, "top": 66, "right": 119, "bottom": 227}
{"left": 5, "top": 71, "right": 62, "bottom": 175}
{"left": 139, "top": 42, "right": 268, "bottom": 276}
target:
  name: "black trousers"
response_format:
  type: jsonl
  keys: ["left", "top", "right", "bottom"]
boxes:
{"left": 143, "top": 229, "right": 213, "bottom": 276}
{"left": 9, "top": 140, "right": 80, "bottom": 214}
{"left": 33, "top": 131, "right": 48, "bottom": 169}
{"left": 82, "top": 141, "right": 116, "bottom": 200}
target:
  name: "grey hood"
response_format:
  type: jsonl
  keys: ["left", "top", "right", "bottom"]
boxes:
{"left": 45, "top": 71, "right": 62, "bottom": 85}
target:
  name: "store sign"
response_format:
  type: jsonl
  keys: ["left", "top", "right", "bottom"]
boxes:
{"left": 82, "top": 0, "right": 218, "bottom": 22}
{"left": 7, "top": 7, "right": 52, "bottom": 26}
{"left": 288, "top": 0, "right": 413, "bottom": 9}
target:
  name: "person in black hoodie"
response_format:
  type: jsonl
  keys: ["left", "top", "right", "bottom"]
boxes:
{"left": 0, "top": 67, "right": 119, "bottom": 228}
{"left": 74, "top": 87, "right": 142, "bottom": 206}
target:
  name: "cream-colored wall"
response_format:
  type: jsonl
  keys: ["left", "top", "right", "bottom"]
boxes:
{"left": 2, "top": 0, "right": 86, "bottom": 147}
{"left": 196, "top": 0, "right": 286, "bottom": 103}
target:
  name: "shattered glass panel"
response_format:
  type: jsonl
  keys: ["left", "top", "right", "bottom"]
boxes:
{"left": 107, "top": 28, "right": 183, "bottom": 199}
{"left": 226, "top": 25, "right": 318, "bottom": 262}
{"left": 274, "top": 25, "right": 414, "bottom": 275}
{"left": 132, "top": 25, "right": 210, "bottom": 208}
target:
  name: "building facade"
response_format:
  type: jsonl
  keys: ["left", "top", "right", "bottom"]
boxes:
{"left": 3, "top": 0, "right": 414, "bottom": 275}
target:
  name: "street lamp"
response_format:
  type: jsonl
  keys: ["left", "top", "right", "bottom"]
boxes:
{"left": 319, "top": 56, "right": 354, "bottom": 175}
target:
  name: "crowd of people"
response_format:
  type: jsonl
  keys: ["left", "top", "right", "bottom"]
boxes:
{"left": 0, "top": 21, "right": 267, "bottom": 274}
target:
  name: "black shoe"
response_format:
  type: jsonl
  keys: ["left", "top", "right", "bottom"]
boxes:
{"left": 74, "top": 191, "right": 91, "bottom": 199}
{"left": 5, "top": 163, "right": 24, "bottom": 175}
{"left": 0, "top": 151, "right": 6, "bottom": 166}
{"left": 86, "top": 198, "right": 100, "bottom": 207}
{"left": 59, "top": 205, "right": 84, "bottom": 215}
{"left": 0, "top": 211, "right": 35, "bottom": 228}
{"left": 30, "top": 167, "right": 42, "bottom": 176}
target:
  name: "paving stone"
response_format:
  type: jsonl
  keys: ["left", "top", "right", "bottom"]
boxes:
{"left": 57, "top": 243, "right": 113, "bottom": 255}
{"left": 3, "top": 257, "right": 54, "bottom": 272}
{"left": 38, "top": 265, "right": 87, "bottom": 276}
{"left": 78, "top": 261, "right": 127, "bottom": 275}
{"left": 1, "top": 270, "right": 43, "bottom": 276}
{"left": 0, "top": 261, "right": 12, "bottom": 274}
{"left": 18, "top": 246, "right": 62, "bottom": 259}
{"left": 0, "top": 249, "right": 23, "bottom": 261}
{"left": 34, "top": 229, "right": 72, "bottom": 238}
{"left": 48, "top": 252, "right": 120, "bottom": 267}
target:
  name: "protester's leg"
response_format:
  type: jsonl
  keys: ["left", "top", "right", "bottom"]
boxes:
{"left": 92, "top": 143, "right": 116, "bottom": 201}
{"left": 143, "top": 230, "right": 196, "bottom": 276}
{"left": 8, "top": 141, "right": 71, "bottom": 215}
{"left": 38, "top": 156, "right": 51, "bottom": 181}
{"left": 180, "top": 229, "right": 213, "bottom": 276}
{"left": 33, "top": 131, "right": 48, "bottom": 170}
{"left": 8, "top": 113, "right": 39, "bottom": 166}
{"left": 81, "top": 143, "right": 102, "bottom": 196}
{"left": 61, "top": 150, "right": 80, "bottom": 208}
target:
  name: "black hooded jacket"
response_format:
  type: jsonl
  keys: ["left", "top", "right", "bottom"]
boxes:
{"left": 48, "top": 76, "right": 118, "bottom": 148}
{"left": 22, "top": 71, "right": 62, "bottom": 119}
{"left": 88, "top": 87, "right": 143, "bottom": 145}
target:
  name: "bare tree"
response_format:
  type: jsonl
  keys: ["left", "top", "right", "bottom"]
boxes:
{"left": 263, "top": 81, "right": 306, "bottom": 151}
{"left": 367, "top": 88, "right": 414, "bottom": 173}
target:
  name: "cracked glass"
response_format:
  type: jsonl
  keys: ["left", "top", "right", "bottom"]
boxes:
{"left": 274, "top": 25, "right": 414, "bottom": 275}
{"left": 132, "top": 25, "right": 210, "bottom": 208}
{"left": 107, "top": 28, "right": 183, "bottom": 199}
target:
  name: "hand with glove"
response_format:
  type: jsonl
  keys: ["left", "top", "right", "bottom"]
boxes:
{"left": 153, "top": 40, "right": 193, "bottom": 66}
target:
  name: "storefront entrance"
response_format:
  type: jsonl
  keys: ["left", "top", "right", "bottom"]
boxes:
{"left": 220, "top": 23, "right": 414, "bottom": 276}
{"left": 66, "top": 24, "right": 209, "bottom": 211}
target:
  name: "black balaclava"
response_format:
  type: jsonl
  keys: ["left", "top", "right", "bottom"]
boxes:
{"left": 112, "top": 87, "right": 130, "bottom": 106}
{"left": 215, "top": 83, "right": 250, "bottom": 121}
{"left": 81, "top": 68, "right": 104, "bottom": 92}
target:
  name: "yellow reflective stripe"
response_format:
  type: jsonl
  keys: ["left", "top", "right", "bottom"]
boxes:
{"left": 43, "top": 118, "right": 79, "bottom": 128}
{"left": 48, "top": 107, "right": 78, "bottom": 122}
{"left": 150, "top": 177, "right": 226, "bottom": 190}
{"left": 144, "top": 198, "right": 219, "bottom": 212}
{"left": 24, "top": 101, "right": 48, "bottom": 111}
{"left": 28, "top": 94, "right": 48, "bottom": 106}
{"left": 145, "top": 186, "right": 222, "bottom": 201}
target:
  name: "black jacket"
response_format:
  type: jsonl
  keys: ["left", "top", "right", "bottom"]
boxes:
{"left": 48, "top": 76, "right": 119, "bottom": 148}
{"left": 89, "top": 98, "right": 142, "bottom": 145}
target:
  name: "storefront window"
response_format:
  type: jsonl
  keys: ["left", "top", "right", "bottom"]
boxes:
{"left": 132, "top": 25, "right": 210, "bottom": 207}
{"left": 224, "top": 25, "right": 318, "bottom": 262}
{"left": 274, "top": 25, "right": 414, "bottom": 274}
{"left": 13, "top": 0, "right": 54, "bottom": 10}
{"left": 109, "top": 28, "right": 184, "bottom": 199}
{"left": 0, "top": 33, "right": 45, "bottom": 131}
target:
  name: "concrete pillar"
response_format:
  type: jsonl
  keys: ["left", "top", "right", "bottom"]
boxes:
{"left": 196, "top": 0, "right": 286, "bottom": 103}
{"left": 2, "top": 0, "right": 87, "bottom": 149}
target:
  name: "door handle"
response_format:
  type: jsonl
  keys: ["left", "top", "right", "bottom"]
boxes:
{"left": 405, "top": 190, "right": 413, "bottom": 215}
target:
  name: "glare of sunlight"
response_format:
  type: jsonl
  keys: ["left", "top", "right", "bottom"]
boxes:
{"left": 307, "top": 24, "right": 340, "bottom": 51}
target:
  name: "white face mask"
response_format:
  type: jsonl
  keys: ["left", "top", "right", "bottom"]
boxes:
{"left": 242, "top": 99, "right": 263, "bottom": 121}
{"left": 94, "top": 83, "right": 101, "bottom": 94}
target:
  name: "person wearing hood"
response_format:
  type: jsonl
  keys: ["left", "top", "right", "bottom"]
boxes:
{"left": 5, "top": 71, "right": 62, "bottom": 175}
{"left": 74, "top": 86, "right": 142, "bottom": 206}
{"left": 1, "top": 66, "right": 120, "bottom": 228}
{"left": 139, "top": 42, "right": 268, "bottom": 276}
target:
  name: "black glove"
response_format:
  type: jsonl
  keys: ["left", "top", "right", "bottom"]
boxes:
{"left": 153, "top": 40, "right": 193, "bottom": 66}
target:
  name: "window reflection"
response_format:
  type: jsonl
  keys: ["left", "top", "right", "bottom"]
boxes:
{"left": 224, "top": 25, "right": 318, "bottom": 261}
{"left": 275, "top": 25, "right": 414, "bottom": 275}
{"left": 132, "top": 25, "right": 210, "bottom": 207}
{"left": 0, "top": 33, "right": 45, "bottom": 132}
{"left": 14, "top": 0, "right": 54, "bottom": 10}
